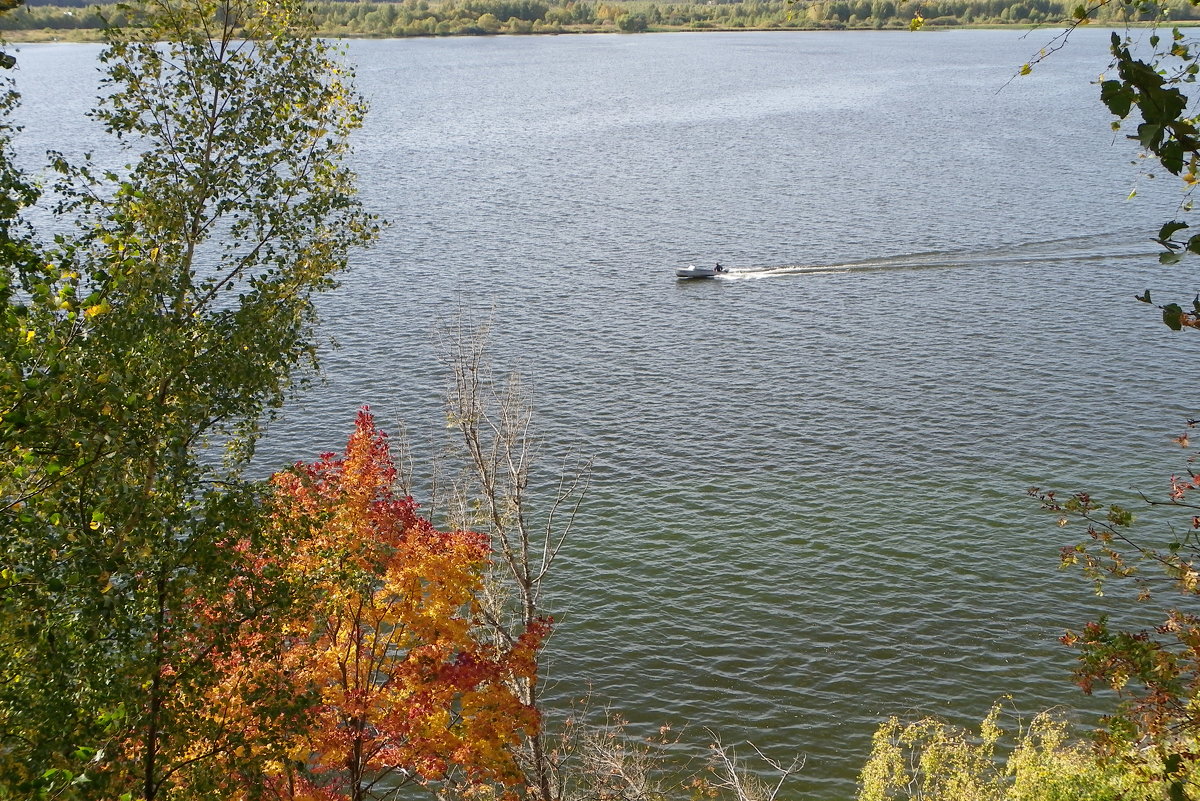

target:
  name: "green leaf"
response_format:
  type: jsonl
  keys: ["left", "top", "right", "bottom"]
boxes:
{"left": 1136, "top": 290, "right": 1153, "bottom": 303}
{"left": 1164, "top": 302, "right": 1184, "bottom": 330}
{"left": 1101, "top": 80, "right": 1133, "bottom": 118}
{"left": 1161, "top": 140, "right": 1185, "bottom": 174}
{"left": 1138, "top": 122, "right": 1164, "bottom": 149}
{"left": 1107, "top": 505, "right": 1134, "bottom": 526}
{"left": 1160, "top": 251, "right": 1183, "bottom": 265}
{"left": 1159, "top": 220, "right": 1189, "bottom": 241}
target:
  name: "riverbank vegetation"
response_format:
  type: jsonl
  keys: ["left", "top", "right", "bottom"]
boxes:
{"left": 5, "top": 0, "right": 1200, "bottom": 39}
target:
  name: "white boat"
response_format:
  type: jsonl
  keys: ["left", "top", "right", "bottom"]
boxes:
{"left": 676, "top": 264, "right": 727, "bottom": 279}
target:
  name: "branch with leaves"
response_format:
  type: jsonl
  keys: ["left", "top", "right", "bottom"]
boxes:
{"left": 1031, "top": 430, "right": 1200, "bottom": 798}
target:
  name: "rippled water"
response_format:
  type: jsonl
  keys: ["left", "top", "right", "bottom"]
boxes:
{"left": 16, "top": 28, "right": 1200, "bottom": 796}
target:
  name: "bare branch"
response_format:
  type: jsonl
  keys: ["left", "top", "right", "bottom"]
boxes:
{"left": 705, "top": 730, "right": 803, "bottom": 801}
{"left": 435, "top": 314, "right": 592, "bottom": 801}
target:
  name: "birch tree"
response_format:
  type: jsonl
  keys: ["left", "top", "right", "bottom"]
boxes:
{"left": 0, "top": 0, "right": 376, "bottom": 796}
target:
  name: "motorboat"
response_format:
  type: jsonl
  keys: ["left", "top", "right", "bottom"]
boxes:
{"left": 676, "top": 264, "right": 727, "bottom": 279}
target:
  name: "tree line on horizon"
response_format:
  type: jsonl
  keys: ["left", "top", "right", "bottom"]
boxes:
{"left": 4, "top": 0, "right": 1199, "bottom": 37}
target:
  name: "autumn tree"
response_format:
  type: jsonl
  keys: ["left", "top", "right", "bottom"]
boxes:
{"left": 0, "top": 0, "right": 376, "bottom": 796}
{"left": 163, "top": 409, "right": 546, "bottom": 801}
{"left": 275, "top": 408, "right": 546, "bottom": 800}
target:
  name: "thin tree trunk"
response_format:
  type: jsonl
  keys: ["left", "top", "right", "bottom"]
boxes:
{"left": 143, "top": 573, "right": 169, "bottom": 801}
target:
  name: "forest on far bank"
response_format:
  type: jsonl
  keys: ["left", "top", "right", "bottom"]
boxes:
{"left": 5, "top": 0, "right": 1200, "bottom": 38}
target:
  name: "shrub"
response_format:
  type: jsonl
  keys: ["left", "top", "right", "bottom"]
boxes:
{"left": 857, "top": 701, "right": 1155, "bottom": 801}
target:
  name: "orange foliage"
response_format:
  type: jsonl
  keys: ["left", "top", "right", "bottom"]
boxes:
{"left": 183, "top": 408, "right": 546, "bottom": 800}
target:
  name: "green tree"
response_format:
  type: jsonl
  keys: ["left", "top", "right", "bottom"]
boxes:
{"left": 616, "top": 11, "right": 650, "bottom": 29}
{"left": 0, "top": 0, "right": 377, "bottom": 796}
{"left": 857, "top": 701, "right": 1153, "bottom": 801}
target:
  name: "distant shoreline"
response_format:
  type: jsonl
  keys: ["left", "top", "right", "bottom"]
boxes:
{"left": 6, "top": 0, "right": 1200, "bottom": 43}
{"left": 6, "top": 20, "right": 1200, "bottom": 43}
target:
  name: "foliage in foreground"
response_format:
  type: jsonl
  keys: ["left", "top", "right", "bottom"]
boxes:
{"left": 857, "top": 701, "right": 1155, "bottom": 801}
{"left": 188, "top": 408, "right": 547, "bottom": 800}
{"left": 1005, "top": 0, "right": 1200, "bottom": 797}
{"left": 12, "top": 0, "right": 1200, "bottom": 795}
{"left": 1020, "top": 0, "right": 1200, "bottom": 329}
{"left": 1031, "top": 435, "right": 1200, "bottom": 800}
{"left": 0, "top": 0, "right": 387, "bottom": 795}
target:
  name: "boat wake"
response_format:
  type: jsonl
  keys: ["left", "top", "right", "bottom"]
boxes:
{"left": 718, "top": 233, "right": 1155, "bottom": 280}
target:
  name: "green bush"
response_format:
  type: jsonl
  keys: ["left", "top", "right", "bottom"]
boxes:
{"left": 857, "top": 701, "right": 1156, "bottom": 801}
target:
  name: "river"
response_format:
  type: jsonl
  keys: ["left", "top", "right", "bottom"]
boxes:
{"left": 14, "top": 27, "right": 1200, "bottom": 796}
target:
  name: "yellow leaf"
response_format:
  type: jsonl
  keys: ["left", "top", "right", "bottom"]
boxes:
{"left": 84, "top": 301, "right": 110, "bottom": 320}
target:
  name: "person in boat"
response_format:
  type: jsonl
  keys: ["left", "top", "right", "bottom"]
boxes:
{"left": 714, "top": 262, "right": 725, "bottom": 273}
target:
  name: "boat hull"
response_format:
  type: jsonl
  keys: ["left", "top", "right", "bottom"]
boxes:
{"left": 676, "top": 266, "right": 721, "bottom": 278}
